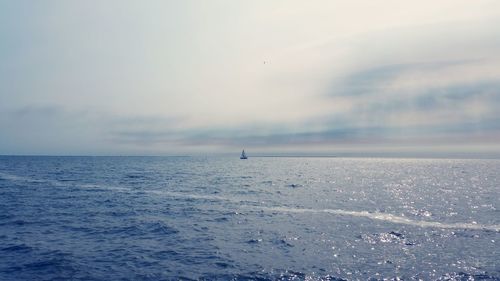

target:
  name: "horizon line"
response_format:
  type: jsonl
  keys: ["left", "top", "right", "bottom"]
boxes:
{"left": 1, "top": 153, "right": 499, "bottom": 160}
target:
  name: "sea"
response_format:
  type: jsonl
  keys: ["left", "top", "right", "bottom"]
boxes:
{"left": 0, "top": 156, "right": 498, "bottom": 281}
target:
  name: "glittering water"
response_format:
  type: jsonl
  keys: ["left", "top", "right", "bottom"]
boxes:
{"left": 0, "top": 156, "right": 499, "bottom": 280}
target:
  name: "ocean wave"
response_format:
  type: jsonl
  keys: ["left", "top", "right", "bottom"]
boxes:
{"left": 258, "top": 206, "right": 500, "bottom": 232}
{"left": 1, "top": 171, "right": 498, "bottom": 233}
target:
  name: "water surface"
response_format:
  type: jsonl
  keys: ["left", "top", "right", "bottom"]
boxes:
{"left": 0, "top": 156, "right": 499, "bottom": 280}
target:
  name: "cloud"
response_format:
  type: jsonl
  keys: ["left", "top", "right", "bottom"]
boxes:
{"left": 312, "top": 17, "right": 500, "bottom": 142}
{"left": 1, "top": 1, "right": 500, "bottom": 155}
{"left": 330, "top": 60, "right": 474, "bottom": 97}
{"left": 326, "top": 63, "right": 500, "bottom": 128}
{"left": 11, "top": 105, "right": 64, "bottom": 118}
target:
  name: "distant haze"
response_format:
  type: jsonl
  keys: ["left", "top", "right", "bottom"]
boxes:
{"left": 1, "top": 1, "right": 500, "bottom": 156}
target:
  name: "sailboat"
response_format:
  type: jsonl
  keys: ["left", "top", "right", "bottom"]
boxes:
{"left": 240, "top": 149, "right": 248, "bottom": 159}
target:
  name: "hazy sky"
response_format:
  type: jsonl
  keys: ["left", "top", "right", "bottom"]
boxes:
{"left": 1, "top": 0, "right": 500, "bottom": 155}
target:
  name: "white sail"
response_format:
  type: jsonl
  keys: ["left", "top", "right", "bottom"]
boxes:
{"left": 240, "top": 149, "right": 247, "bottom": 159}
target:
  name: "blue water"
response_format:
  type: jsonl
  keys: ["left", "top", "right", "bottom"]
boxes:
{"left": 0, "top": 156, "right": 499, "bottom": 280}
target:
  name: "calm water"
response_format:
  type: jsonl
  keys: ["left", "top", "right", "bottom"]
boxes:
{"left": 0, "top": 156, "right": 499, "bottom": 280}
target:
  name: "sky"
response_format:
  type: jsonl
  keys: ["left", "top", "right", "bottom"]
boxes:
{"left": 1, "top": 0, "right": 500, "bottom": 156}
